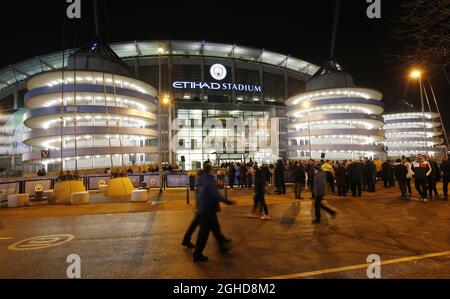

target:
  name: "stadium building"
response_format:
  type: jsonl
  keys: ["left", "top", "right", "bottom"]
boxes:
{"left": 285, "top": 61, "right": 386, "bottom": 160}
{"left": 0, "top": 40, "right": 319, "bottom": 172}
{"left": 383, "top": 111, "right": 445, "bottom": 158}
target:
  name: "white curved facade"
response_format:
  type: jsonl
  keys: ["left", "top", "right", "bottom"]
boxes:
{"left": 23, "top": 70, "right": 159, "bottom": 169}
{"left": 383, "top": 112, "right": 444, "bottom": 158}
{"left": 286, "top": 87, "right": 386, "bottom": 160}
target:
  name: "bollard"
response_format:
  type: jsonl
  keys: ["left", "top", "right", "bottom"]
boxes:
{"left": 186, "top": 185, "right": 190, "bottom": 205}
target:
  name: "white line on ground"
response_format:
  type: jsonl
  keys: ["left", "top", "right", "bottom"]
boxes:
{"left": 265, "top": 250, "right": 450, "bottom": 279}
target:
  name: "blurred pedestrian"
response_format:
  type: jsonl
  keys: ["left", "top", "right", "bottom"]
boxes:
{"left": 193, "top": 163, "right": 235, "bottom": 262}
{"left": 312, "top": 166, "right": 337, "bottom": 224}
{"left": 247, "top": 164, "right": 270, "bottom": 220}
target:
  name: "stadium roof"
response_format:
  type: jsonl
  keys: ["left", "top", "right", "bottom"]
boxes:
{"left": 0, "top": 40, "right": 319, "bottom": 93}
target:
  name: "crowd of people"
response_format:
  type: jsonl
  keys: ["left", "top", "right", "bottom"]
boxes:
{"left": 181, "top": 154, "right": 450, "bottom": 262}
{"left": 223, "top": 155, "right": 450, "bottom": 202}
{"left": 103, "top": 163, "right": 181, "bottom": 175}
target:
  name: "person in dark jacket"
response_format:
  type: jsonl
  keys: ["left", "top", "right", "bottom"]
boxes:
{"left": 307, "top": 160, "right": 316, "bottom": 199}
{"left": 261, "top": 164, "right": 271, "bottom": 185}
{"left": 335, "top": 162, "right": 347, "bottom": 196}
{"left": 228, "top": 163, "right": 236, "bottom": 189}
{"left": 428, "top": 157, "right": 440, "bottom": 200}
{"left": 247, "top": 164, "right": 270, "bottom": 220}
{"left": 362, "top": 160, "right": 369, "bottom": 191}
{"left": 394, "top": 159, "right": 407, "bottom": 198}
{"left": 365, "top": 158, "right": 377, "bottom": 192}
{"left": 193, "top": 163, "right": 235, "bottom": 262}
{"left": 441, "top": 157, "right": 450, "bottom": 201}
{"left": 312, "top": 166, "right": 337, "bottom": 224}
{"left": 381, "top": 160, "right": 390, "bottom": 188}
{"left": 388, "top": 161, "right": 396, "bottom": 188}
{"left": 347, "top": 160, "right": 363, "bottom": 197}
{"left": 275, "top": 159, "right": 286, "bottom": 195}
{"left": 182, "top": 162, "right": 218, "bottom": 248}
{"left": 241, "top": 163, "right": 248, "bottom": 189}
{"left": 412, "top": 154, "right": 432, "bottom": 201}
{"left": 293, "top": 161, "right": 306, "bottom": 199}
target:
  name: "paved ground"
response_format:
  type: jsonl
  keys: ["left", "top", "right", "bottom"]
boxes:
{"left": 0, "top": 183, "right": 450, "bottom": 279}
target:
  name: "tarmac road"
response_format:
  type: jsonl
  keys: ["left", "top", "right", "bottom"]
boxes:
{"left": 0, "top": 186, "right": 450, "bottom": 279}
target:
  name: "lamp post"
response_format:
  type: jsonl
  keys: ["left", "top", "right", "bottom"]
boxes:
{"left": 410, "top": 69, "right": 427, "bottom": 155}
{"left": 302, "top": 101, "right": 312, "bottom": 159}
{"left": 158, "top": 46, "right": 164, "bottom": 192}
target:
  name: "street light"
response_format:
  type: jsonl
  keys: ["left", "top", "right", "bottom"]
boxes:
{"left": 410, "top": 69, "right": 422, "bottom": 79}
{"left": 162, "top": 95, "right": 170, "bottom": 105}
{"left": 409, "top": 68, "right": 427, "bottom": 155}
{"left": 302, "top": 101, "right": 312, "bottom": 159}
{"left": 158, "top": 46, "right": 164, "bottom": 192}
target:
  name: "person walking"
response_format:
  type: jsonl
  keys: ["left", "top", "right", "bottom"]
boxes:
{"left": 347, "top": 160, "right": 363, "bottom": 197}
{"left": 182, "top": 162, "right": 223, "bottom": 248}
{"left": 404, "top": 157, "right": 414, "bottom": 196}
{"left": 412, "top": 154, "right": 432, "bottom": 202}
{"left": 247, "top": 164, "right": 270, "bottom": 220}
{"left": 193, "top": 163, "right": 235, "bottom": 262}
{"left": 312, "top": 166, "right": 337, "bottom": 224}
{"left": 275, "top": 159, "right": 286, "bottom": 195}
{"left": 335, "top": 161, "right": 347, "bottom": 196}
{"left": 394, "top": 159, "right": 407, "bottom": 199}
{"left": 440, "top": 156, "right": 450, "bottom": 201}
{"left": 293, "top": 161, "right": 306, "bottom": 199}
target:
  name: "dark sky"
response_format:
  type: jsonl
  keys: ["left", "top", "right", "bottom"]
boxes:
{"left": 1, "top": 0, "right": 448, "bottom": 131}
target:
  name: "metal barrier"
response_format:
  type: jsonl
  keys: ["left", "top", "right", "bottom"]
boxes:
{"left": 0, "top": 170, "right": 295, "bottom": 197}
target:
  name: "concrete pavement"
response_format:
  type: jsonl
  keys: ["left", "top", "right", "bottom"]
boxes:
{"left": 1, "top": 183, "right": 450, "bottom": 279}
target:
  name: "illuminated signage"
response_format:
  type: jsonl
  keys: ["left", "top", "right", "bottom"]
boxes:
{"left": 172, "top": 81, "right": 262, "bottom": 92}
{"left": 172, "top": 63, "right": 262, "bottom": 92}
{"left": 210, "top": 64, "right": 227, "bottom": 81}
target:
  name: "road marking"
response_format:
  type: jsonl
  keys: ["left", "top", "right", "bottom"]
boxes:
{"left": 8, "top": 234, "right": 74, "bottom": 251}
{"left": 265, "top": 250, "right": 450, "bottom": 279}
{"left": 0, "top": 237, "right": 13, "bottom": 240}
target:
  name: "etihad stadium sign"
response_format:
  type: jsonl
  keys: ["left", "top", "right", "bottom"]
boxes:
{"left": 172, "top": 63, "right": 262, "bottom": 92}
{"left": 172, "top": 81, "right": 262, "bottom": 92}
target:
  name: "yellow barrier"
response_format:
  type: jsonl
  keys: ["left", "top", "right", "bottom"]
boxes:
{"left": 106, "top": 177, "right": 134, "bottom": 197}
{"left": 51, "top": 180, "right": 86, "bottom": 204}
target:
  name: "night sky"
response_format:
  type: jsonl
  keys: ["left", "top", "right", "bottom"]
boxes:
{"left": 1, "top": 0, "right": 448, "bottom": 132}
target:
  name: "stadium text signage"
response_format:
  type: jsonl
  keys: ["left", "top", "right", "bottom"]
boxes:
{"left": 172, "top": 81, "right": 262, "bottom": 92}
{"left": 172, "top": 63, "right": 262, "bottom": 92}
